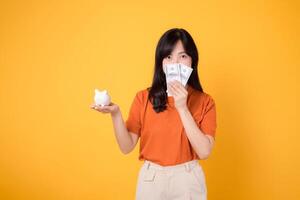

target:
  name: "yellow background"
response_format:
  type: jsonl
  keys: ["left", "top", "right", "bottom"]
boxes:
{"left": 0, "top": 0, "right": 299, "bottom": 199}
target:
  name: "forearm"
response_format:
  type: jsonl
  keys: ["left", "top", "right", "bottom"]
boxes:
{"left": 177, "top": 107, "right": 212, "bottom": 159}
{"left": 110, "top": 110, "right": 134, "bottom": 154}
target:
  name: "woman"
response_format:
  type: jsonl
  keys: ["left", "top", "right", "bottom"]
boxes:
{"left": 90, "top": 28, "right": 217, "bottom": 200}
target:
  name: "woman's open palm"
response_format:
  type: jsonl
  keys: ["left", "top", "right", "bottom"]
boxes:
{"left": 90, "top": 102, "right": 119, "bottom": 115}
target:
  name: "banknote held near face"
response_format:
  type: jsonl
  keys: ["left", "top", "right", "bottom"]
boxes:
{"left": 163, "top": 63, "right": 193, "bottom": 96}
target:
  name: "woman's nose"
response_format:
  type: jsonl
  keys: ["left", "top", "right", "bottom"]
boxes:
{"left": 171, "top": 57, "right": 179, "bottom": 63}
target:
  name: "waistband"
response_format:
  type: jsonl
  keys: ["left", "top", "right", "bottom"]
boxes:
{"left": 143, "top": 159, "right": 200, "bottom": 172}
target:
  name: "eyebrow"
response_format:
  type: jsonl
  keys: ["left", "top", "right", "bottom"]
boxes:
{"left": 169, "top": 51, "right": 187, "bottom": 55}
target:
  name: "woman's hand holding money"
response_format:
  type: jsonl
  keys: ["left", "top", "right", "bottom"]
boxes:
{"left": 167, "top": 80, "right": 188, "bottom": 111}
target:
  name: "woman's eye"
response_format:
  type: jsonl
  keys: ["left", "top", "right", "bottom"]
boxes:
{"left": 181, "top": 54, "right": 187, "bottom": 58}
{"left": 166, "top": 55, "right": 171, "bottom": 59}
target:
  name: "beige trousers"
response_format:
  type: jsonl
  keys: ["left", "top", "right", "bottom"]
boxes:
{"left": 135, "top": 159, "right": 207, "bottom": 200}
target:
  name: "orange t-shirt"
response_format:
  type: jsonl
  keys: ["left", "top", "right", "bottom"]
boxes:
{"left": 125, "top": 84, "right": 217, "bottom": 166}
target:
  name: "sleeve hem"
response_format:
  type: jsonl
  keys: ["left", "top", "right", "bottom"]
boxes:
{"left": 126, "top": 122, "right": 141, "bottom": 136}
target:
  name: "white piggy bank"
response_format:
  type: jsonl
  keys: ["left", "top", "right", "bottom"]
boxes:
{"left": 94, "top": 89, "right": 111, "bottom": 106}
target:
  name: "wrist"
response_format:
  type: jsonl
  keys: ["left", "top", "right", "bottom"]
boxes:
{"left": 111, "top": 106, "right": 121, "bottom": 117}
{"left": 177, "top": 105, "right": 189, "bottom": 114}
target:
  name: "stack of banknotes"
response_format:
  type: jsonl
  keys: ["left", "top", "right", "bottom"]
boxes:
{"left": 163, "top": 63, "right": 193, "bottom": 96}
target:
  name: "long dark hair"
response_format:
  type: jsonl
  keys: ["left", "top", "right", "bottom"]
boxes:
{"left": 148, "top": 28, "right": 204, "bottom": 113}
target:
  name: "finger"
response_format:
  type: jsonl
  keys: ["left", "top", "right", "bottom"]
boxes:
{"left": 167, "top": 84, "right": 173, "bottom": 95}
{"left": 169, "top": 81, "right": 181, "bottom": 96}
{"left": 170, "top": 81, "right": 181, "bottom": 92}
{"left": 177, "top": 85, "right": 188, "bottom": 95}
{"left": 100, "top": 109, "right": 110, "bottom": 113}
{"left": 94, "top": 105, "right": 105, "bottom": 111}
{"left": 97, "top": 105, "right": 113, "bottom": 112}
{"left": 167, "top": 83, "right": 172, "bottom": 94}
{"left": 172, "top": 81, "right": 187, "bottom": 95}
{"left": 173, "top": 84, "right": 186, "bottom": 98}
{"left": 101, "top": 107, "right": 111, "bottom": 112}
{"left": 93, "top": 105, "right": 100, "bottom": 110}
{"left": 169, "top": 83, "right": 180, "bottom": 96}
{"left": 172, "top": 80, "right": 181, "bottom": 85}
{"left": 91, "top": 104, "right": 99, "bottom": 110}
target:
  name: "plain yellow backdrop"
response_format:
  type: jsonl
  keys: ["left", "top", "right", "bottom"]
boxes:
{"left": 0, "top": 0, "right": 299, "bottom": 199}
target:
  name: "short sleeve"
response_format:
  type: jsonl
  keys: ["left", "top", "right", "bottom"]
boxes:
{"left": 199, "top": 96, "right": 217, "bottom": 138}
{"left": 125, "top": 91, "right": 144, "bottom": 136}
